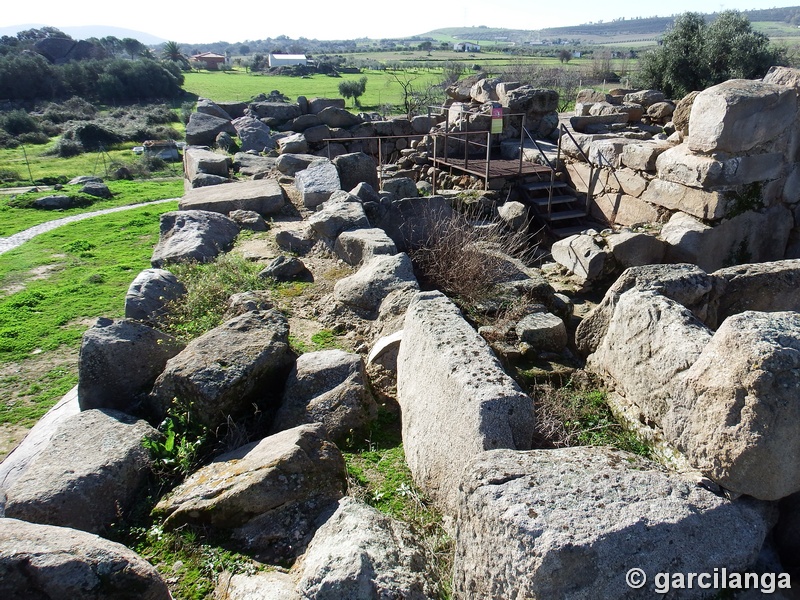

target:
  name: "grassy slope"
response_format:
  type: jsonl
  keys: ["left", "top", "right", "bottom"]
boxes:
{"left": 0, "top": 201, "right": 177, "bottom": 425}
{"left": 0, "top": 178, "right": 183, "bottom": 236}
{"left": 0, "top": 141, "right": 182, "bottom": 185}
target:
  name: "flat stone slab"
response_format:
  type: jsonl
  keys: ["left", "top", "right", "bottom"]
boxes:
{"left": 453, "top": 447, "right": 774, "bottom": 599}
{"left": 179, "top": 178, "right": 286, "bottom": 216}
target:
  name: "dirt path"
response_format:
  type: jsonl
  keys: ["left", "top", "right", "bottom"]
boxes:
{"left": 0, "top": 198, "right": 178, "bottom": 256}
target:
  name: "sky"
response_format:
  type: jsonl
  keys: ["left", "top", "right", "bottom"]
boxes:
{"left": 2, "top": 0, "right": 799, "bottom": 43}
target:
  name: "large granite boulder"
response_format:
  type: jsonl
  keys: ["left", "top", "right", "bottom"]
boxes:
{"left": 232, "top": 116, "right": 276, "bottom": 153}
{"left": 453, "top": 447, "right": 774, "bottom": 599}
{"left": 296, "top": 497, "right": 435, "bottom": 599}
{"left": 184, "top": 146, "right": 230, "bottom": 181}
{"left": 0, "top": 388, "right": 79, "bottom": 493}
{"left": 0, "top": 518, "right": 171, "bottom": 600}
{"left": 316, "top": 106, "right": 362, "bottom": 128}
{"left": 334, "top": 228, "right": 397, "bottom": 266}
{"left": 195, "top": 97, "right": 232, "bottom": 120}
{"left": 271, "top": 350, "right": 377, "bottom": 444}
{"left": 150, "top": 210, "right": 239, "bottom": 267}
{"left": 276, "top": 153, "right": 319, "bottom": 176}
{"left": 149, "top": 309, "right": 294, "bottom": 428}
{"left": 333, "top": 253, "right": 419, "bottom": 316}
{"left": 125, "top": 268, "right": 186, "bottom": 325}
{"left": 671, "top": 311, "right": 800, "bottom": 500}
{"left": 576, "top": 263, "right": 714, "bottom": 356}
{"left": 371, "top": 196, "right": 455, "bottom": 253}
{"left": 382, "top": 177, "right": 418, "bottom": 200}
{"left": 688, "top": 79, "right": 797, "bottom": 154}
{"left": 185, "top": 112, "right": 236, "bottom": 146}
{"left": 78, "top": 317, "right": 184, "bottom": 413}
{"left": 307, "top": 191, "right": 370, "bottom": 243}
{"left": 706, "top": 259, "right": 800, "bottom": 329}
{"left": 277, "top": 133, "right": 309, "bottom": 155}
{"left": 179, "top": 178, "right": 286, "bottom": 216}
{"left": 551, "top": 234, "right": 612, "bottom": 283}
{"left": 233, "top": 152, "right": 276, "bottom": 177}
{"left": 3, "top": 409, "right": 157, "bottom": 533}
{"left": 248, "top": 101, "right": 302, "bottom": 124}
{"left": 154, "top": 424, "right": 345, "bottom": 562}
{"left": 295, "top": 159, "right": 342, "bottom": 209}
{"left": 397, "top": 291, "right": 535, "bottom": 514}
{"left": 333, "top": 152, "right": 378, "bottom": 192}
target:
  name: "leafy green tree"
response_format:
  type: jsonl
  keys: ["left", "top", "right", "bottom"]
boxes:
{"left": 338, "top": 76, "right": 368, "bottom": 107}
{"left": 121, "top": 37, "right": 144, "bottom": 60}
{"left": 638, "top": 11, "right": 784, "bottom": 98}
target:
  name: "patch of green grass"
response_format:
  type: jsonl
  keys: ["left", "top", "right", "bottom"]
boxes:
{"left": 309, "top": 329, "right": 340, "bottom": 350}
{"left": 0, "top": 178, "right": 183, "bottom": 236}
{"left": 0, "top": 141, "right": 179, "bottom": 187}
{"left": 182, "top": 69, "right": 442, "bottom": 113}
{"left": 343, "top": 408, "right": 452, "bottom": 598}
{"left": 0, "top": 202, "right": 176, "bottom": 424}
{"left": 115, "top": 519, "right": 259, "bottom": 600}
{"left": 535, "top": 385, "right": 652, "bottom": 458}
{"left": 274, "top": 281, "right": 311, "bottom": 298}
{"left": 0, "top": 366, "right": 78, "bottom": 427}
{"left": 162, "top": 253, "right": 269, "bottom": 341}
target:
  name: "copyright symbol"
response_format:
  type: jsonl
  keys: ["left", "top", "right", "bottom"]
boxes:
{"left": 626, "top": 568, "right": 646, "bottom": 589}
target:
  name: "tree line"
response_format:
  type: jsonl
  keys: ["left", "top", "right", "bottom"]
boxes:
{"left": 0, "top": 28, "right": 185, "bottom": 102}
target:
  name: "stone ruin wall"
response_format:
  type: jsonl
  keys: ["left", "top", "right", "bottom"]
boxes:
{"left": 560, "top": 66, "right": 800, "bottom": 273}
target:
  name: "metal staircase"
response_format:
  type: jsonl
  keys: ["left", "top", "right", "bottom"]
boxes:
{"left": 516, "top": 170, "right": 587, "bottom": 239}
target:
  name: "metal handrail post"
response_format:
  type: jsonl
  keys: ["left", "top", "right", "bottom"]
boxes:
{"left": 432, "top": 136, "right": 437, "bottom": 195}
{"left": 378, "top": 136, "right": 383, "bottom": 192}
{"left": 485, "top": 131, "right": 491, "bottom": 191}
{"left": 518, "top": 115, "right": 525, "bottom": 177}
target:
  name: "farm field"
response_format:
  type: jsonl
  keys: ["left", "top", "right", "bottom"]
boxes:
{"left": 184, "top": 69, "right": 445, "bottom": 111}
{"left": 0, "top": 142, "right": 182, "bottom": 187}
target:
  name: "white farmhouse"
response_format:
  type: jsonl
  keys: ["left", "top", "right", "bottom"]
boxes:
{"left": 268, "top": 53, "right": 308, "bottom": 67}
{"left": 453, "top": 42, "right": 481, "bottom": 52}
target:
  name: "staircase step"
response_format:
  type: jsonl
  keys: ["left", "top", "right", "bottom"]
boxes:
{"left": 551, "top": 225, "right": 587, "bottom": 238}
{"left": 545, "top": 209, "right": 586, "bottom": 222}
{"left": 521, "top": 181, "right": 568, "bottom": 192}
{"left": 530, "top": 195, "right": 577, "bottom": 207}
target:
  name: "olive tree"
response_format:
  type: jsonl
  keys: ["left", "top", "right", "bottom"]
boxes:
{"left": 338, "top": 76, "right": 368, "bottom": 107}
{"left": 638, "top": 11, "right": 784, "bottom": 98}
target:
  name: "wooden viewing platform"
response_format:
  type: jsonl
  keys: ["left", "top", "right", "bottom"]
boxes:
{"left": 431, "top": 156, "right": 554, "bottom": 181}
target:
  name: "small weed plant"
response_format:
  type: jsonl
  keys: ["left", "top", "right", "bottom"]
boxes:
{"left": 162, "top": 253, "right": 268, "bottom": 341}
{"left": 142, "top": 398, "right": 209, "bottom": 485}
{"left": 533, "top": 382, "right": 651, "bottom": 458}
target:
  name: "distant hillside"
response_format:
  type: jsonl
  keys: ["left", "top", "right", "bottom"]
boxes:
{"left": 424, "top": 6, "right": 800, "bottom": 45}
{"left": 0, "top": 24, "right": 166, "bottom": 45}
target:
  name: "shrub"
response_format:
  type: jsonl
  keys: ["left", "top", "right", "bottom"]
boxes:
{"left": 41, "top": 96, "right": 96, "bottom": 124}
{"left": 45, "top": 137, "right": 84, "bottom": 157}
{"left": 145, "top": 104, "right": 179, "bottom": 125}
{"left": 0, "top": 109, "right": 40, "bottom": 136}
{"left": 179, "top": 101, "right": 194, "bottom": 125}
{"left": 409, "top": 209, "right": 538, "bottom": 308}
{"left": 17, "top": 131, "right": 50, "bottom": 145}
{"left": 0, "top": 168, "right": 20, "bottom": 182}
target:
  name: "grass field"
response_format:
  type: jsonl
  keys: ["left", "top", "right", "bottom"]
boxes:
{"left": 0, "top": 201, "right": 177, "bottom": 425}
{"left": 0, "top": 178, "right": 183, "bottom": 236}
{"left": 0, "top": 141, "right": 183, "bottom": 186}
{"left": 183, "top": 68, "right": 445, "bottom": 111}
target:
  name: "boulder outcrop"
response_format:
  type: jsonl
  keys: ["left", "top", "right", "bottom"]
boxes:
{"left": 155, "top": 424, "right": 345, "bottom": 562}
